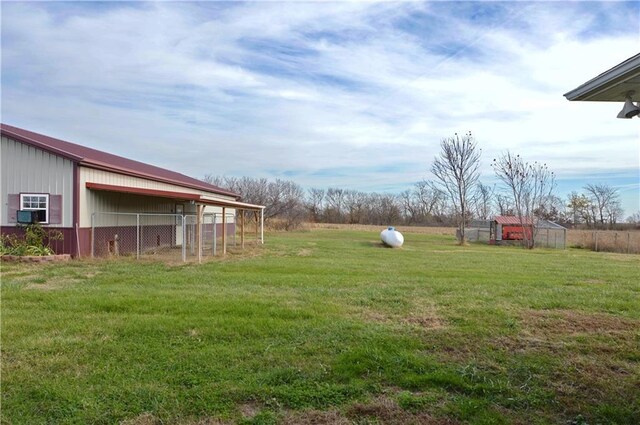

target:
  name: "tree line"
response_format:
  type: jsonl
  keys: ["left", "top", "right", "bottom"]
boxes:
{"left": 203, "top": 133, "right": 637, "bottom": 234}
{"left": 203, "top": 174, "right": 635, "bottom": 230}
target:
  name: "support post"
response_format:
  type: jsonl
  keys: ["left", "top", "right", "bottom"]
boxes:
{"left": 241, "top": 209, "right": 245, "bottom": 249}
{"left": 181, "top": 215, "right": 186, "bottom": 262}
{"left": 136, "top": 214, "right": 140, "bottom": 260}
{"left": 222, "top": 207, "right": 227, "bottom": 255}
{"left": 196, "top": 204, "right": 203, "bottom": 263}
{"left": 260, "top": 208, "right": 264, "bottom": 244}
{"left": 91, "top": 213, "right": 95, "bottom": 258}
{"left": 213, "top": 213, "right": 217, "bottom": 256}
{"left": 232, "top": 212, "right": 236, "bottom": 247}
{"left": 254, "top": 211, "right": 259, "bottom": 245}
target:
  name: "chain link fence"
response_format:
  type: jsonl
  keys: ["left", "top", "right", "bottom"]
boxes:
{"left": 465, "top": 221, "right": 567, "bottom": 249}
{"left": 91, "top": 212, "right": 239, "bottom": 262}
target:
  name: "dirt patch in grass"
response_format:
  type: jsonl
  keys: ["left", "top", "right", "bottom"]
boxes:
{"left": 346, "top": 396, "right": 458, "bottom": 425}
{"left": 120, "top": 412, "right": 160, "bottom": 425}
{"left": 489, "top": 309, "right": 640, "bottom": 420}
{"left": 282, "top": 397, "right": 457, "bottom": 425}
{"left": 178, "top": 418, "right": 230, "bottom": 425}
{"left": 297, "top": 248, "right": 314, "bottom": 257}
{"left": 493, "top": 309, "right": 639, "bottom": 355}
{"left": 239, "top": 402, "right": 261, "bottom": 419}
{"left": 582, "top": 278, "right": 606, "bottom": 284}
{"left": 121, "top": 415, "right": 230, "bottom": 425}
{"left": 24, "top": 278, "right": 81, "bottom": 290}
{"left": 520, "top": 309, "right": 638, "bottom": 336}
{"left": 281, "top": 409, "right": 351, "bottom": 425}
{"left": 360, "top": 306, "right": 447, "bottom": 331}
{"left": 403, "top": 311, "right": 447, "bottom": 330}
{"left": 6, "top": 268, "right": 102, "bottom": 290}
{"left": 550, "top": 355, "right": 640, "bottom": 419}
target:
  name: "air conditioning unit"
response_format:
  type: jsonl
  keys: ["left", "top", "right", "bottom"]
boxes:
{"left": 16, "top": 210, "right": 46, "bottom": 224}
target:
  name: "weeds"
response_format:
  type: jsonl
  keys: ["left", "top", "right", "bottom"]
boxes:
{"left": 0, "top": 223, "right": 63, "bottom": 256}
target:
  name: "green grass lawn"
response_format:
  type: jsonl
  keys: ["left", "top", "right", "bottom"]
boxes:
{"left": 2, "top": 229, "right": 639, "bottom": 424}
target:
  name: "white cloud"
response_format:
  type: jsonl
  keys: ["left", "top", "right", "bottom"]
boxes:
{"left": 1, "top": 1, "right": 638, "bottom": 214}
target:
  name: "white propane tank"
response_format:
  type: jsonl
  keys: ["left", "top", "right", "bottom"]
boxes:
{"left": 380, "top": 226, "right": 404, "bottom": 248}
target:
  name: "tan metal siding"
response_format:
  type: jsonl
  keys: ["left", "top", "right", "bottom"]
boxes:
{"left": 1, "top": 136, "right": 74, "bottom": 227}
{"left": 79, "top": 167, "right": 236, "bottom": 226}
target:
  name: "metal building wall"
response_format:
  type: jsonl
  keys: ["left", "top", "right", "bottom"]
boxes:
{"left": 1, "top": 136, "right": 74, "bottom": 227}
{"left": 79, "top": 167, "right": 236, "bottom": 227}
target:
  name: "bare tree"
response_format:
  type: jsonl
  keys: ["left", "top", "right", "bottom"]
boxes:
{"left": 534, "top": 194, "right": 564, "bottom": 222}
{"left": 344, "top": 190, "right": 367, "bottom": 224}
{"left": 266, "top": 179, "right": 306, "bottom": 229}
{"left": 608, "top": 200, "right": 624, "bottom": 226}
{"left": 325, "top": 188, "right": 346, "bottom": 223}
{"left": 203, "top": 175, "right": 305, "bottom": 229}
{"left": 472, "top": 182, "right": 494, "bottom": 220}
{"left": 583, "top": 183, "right": 621, "bottom": 229}
{"left": 495, "top": 193, "right": 514, "bottom": 216}
{"left": 431, "top": 132, "right": 481, "bottom": 243}
{"left": 492, "top": 152, "right": 556, "bottom": 248}
{"left": 202, "top": 173, "right": 224, "bottom": 187}
{"left": 378, "top": 193, "right": 402, "bottom": 225}
{"left": 626, "top": 211, "right": 640, "bottom": 226}
{"left": 306, "top": 188, "right": 325, "bottom": 222}
{"left": 399, "top": 180, "right": 445, "bottom": 224}
{"left": 566, "top": 191, "right": 591, "bottom": 226}
{"left": 415, "top": 180, "right": 446, "bottom": 222}
{"left": 400, "top": 189, "right": 419, "bottom": 224}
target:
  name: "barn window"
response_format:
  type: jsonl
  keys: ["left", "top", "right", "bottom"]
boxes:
{"left": 20, "top": 193, "right": 49, "bottom": 223}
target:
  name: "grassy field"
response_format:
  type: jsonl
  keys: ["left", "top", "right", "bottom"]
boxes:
{"left": 2, "top": 228, "right": 639, "bottom": 424}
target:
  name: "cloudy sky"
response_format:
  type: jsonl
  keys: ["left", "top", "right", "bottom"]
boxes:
{"left": 2, "top": 1, "right": 639, "bottom": 215}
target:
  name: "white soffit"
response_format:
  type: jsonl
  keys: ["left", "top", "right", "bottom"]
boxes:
{"left": 564, "top": 53, "right": 640, "bottom": 101}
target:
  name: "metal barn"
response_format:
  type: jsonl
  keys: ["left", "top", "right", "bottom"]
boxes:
{"left": 1, "top": 124, "right": 265, "bottom": 261}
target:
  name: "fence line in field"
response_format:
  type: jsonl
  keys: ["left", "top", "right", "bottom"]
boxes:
{"left": 569, "top": 230, "right": 640, "bottom": 254}
{"left": 90, "top": 212, "right": 259, "bottom": 262}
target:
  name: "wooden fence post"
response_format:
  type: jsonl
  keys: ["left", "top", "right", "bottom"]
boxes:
{"left": 627, "top": 232, "right": 631, "bottom": 254}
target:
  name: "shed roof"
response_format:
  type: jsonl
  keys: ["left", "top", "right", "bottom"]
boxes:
{"left": 537, "top": 219, "right": 567, "bottom": 230}
{"left": 0, "top": 123, "right": 239, "bottom": 199}
{"left": 494, "top": 216, "right": 534, "bottom": 225}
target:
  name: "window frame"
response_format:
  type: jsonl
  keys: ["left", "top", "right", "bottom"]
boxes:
{"left": 19, "top": 193, "right": 50, "bottom": 224}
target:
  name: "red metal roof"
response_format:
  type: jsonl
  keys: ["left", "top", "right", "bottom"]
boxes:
{"left": 86, "top": 183, "right": 264, "bottom": 210}
{"left": 494, "top": 215, "right": 534, "bottom": 225}
{"left": 1, "top": 123, "right": 239, "bottom": 199}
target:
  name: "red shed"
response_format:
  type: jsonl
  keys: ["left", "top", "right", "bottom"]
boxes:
{"left": 491, "top": 216, "right": 534, "bottom": 242}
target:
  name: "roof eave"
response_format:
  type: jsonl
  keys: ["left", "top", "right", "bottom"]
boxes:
{"left": 86, "top": 182, "right": 263, "bottom": 210}
{"left": 564, "top": 53, "right": 640, "bottom": 101}
{"left": 0, "top": 127, "right": 84, "bottom": 162}
{"left": 80, "top": 160, "right": 241, "bottom": 199}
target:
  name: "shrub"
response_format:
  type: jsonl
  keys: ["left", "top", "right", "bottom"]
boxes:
{"left": 0, "top": 223, "right": 63, "bottom": 256}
